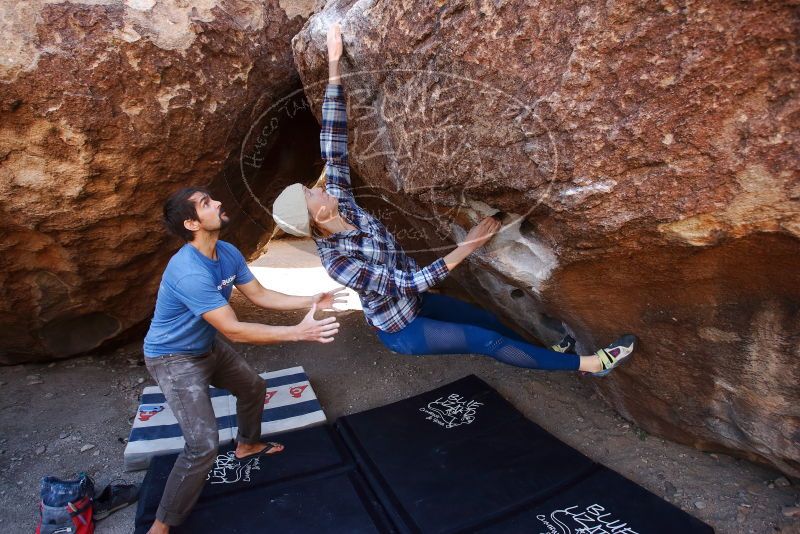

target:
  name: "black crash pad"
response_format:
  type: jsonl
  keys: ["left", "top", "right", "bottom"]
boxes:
{"left": 336, "top": 375, "right": 713, "bottom": 534}
{"left": 134, "top": 425, "right": 392, "bottom": 534}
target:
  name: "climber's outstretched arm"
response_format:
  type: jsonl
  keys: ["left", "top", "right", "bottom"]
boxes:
{"left": 328, "top": 22, "right": 343, "bottom": 84}
{"left": 321, "top": 22, "right": 352, "bottom": 200}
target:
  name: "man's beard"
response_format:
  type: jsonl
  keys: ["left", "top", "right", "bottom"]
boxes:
{"left": 219, "top": 209, "right": 230, "bottom": 229}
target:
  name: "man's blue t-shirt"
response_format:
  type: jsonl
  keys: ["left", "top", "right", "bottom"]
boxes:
{"left": 143, "top": 241, "right": 254, "bottom": 357}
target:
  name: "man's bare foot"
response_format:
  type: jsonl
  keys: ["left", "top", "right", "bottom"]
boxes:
{"left": 147, "top": 519, "right": 169, "bottom": 534}
{"left": 234, "top": 441, "right": 284, "bottom": 460}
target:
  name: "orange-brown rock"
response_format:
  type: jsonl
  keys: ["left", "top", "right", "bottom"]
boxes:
{"left": 0, "top": 0, "right": 318, "bottom": 363}
{"left": 293, "top": 2, "right": 800, "bottom": 475}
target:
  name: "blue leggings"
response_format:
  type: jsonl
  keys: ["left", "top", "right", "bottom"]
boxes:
{"left": 375, "top": 293, "right": 580, "bottom": 371}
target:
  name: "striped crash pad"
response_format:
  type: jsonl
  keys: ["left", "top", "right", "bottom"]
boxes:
{"left": 124, "top": 366, "right": 326, "bottom": 471}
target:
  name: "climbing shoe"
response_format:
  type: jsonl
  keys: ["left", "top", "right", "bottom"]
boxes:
{"left": 592, "top": 334, "right": 637, "bottom": 377}
{"left": 93, "top": 480, "right": 139, "bottom": 521}
{"left": 550, "top": 334, "right": 576, "bottom": 354}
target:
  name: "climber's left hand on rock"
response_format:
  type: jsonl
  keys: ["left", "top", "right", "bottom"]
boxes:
{"left": 461, "top": 217, "right": 501, "bottom": 250}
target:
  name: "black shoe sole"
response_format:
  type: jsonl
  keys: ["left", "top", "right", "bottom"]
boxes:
{"left": 94, "top": 500, "right": 137, "bottom": 521}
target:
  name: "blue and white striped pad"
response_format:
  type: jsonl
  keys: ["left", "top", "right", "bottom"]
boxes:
{"left": 123, "top": 366, "right": 326, "bottom": 471}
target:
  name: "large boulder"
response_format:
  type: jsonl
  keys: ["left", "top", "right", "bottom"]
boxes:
{"left": 0, "top": 0, "right": 318, "bottom": 363}
{"left": 292, "top": 2, "right": 800, "bottom": 475}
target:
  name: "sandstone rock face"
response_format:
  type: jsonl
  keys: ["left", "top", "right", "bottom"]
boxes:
{"left": 0, "top": 0, "right": 317, "bottom": 363}
{"left": 293, "top": 2, "right": 800, "bottom": 475}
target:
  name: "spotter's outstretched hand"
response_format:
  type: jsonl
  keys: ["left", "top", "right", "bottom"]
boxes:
{"left": 296, "top": 302, "right": 340, "bottom": 343}
{"left": 312, "top": 287, "right": 348, "bottom": 311}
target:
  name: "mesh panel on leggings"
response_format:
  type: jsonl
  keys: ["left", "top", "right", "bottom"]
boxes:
{"left": 488, "top": 337, "right": 540, "bottom": 369}
{"left": 420, "top": 319, "right": 541, "bottom": 369}
{"left": 422, "top": 320, "right": 467, "bottom": 353}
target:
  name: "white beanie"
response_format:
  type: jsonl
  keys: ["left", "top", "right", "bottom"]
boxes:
{"left": 272, "top": 183, "right": 311, "bottom": 237}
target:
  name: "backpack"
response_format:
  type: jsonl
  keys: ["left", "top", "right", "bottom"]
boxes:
{"left": 36, "top": 473, "right": 94, "bottom": 534}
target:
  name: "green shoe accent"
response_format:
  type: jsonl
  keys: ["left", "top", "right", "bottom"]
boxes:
{"left": 592, "top": 334, "right": 637, "bottom": 377}
{"left": 551, "top": 334, "right": 576, "bottom": 354}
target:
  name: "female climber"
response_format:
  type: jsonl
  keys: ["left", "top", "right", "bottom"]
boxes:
{"left": 272, "top": 23, "right": 636, "bottom": 376}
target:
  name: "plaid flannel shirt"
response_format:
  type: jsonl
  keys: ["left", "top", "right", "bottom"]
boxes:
{"left": 314, "top": 83, "right": 451, "bottom": 333}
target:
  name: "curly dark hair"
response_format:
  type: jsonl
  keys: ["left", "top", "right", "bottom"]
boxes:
{"left": 162, "top": 187, "right": 210, "bottom": 242}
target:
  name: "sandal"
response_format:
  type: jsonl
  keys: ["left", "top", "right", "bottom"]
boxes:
{"left": 234, "top": 441, "right": 284, "bottom": 461}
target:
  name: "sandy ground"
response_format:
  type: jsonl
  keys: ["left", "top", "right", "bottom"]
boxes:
{"left": 1, "top": 241, "right": 798, "bottom": 533}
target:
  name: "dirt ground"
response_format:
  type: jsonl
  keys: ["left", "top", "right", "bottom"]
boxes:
{"left": 1, "top": 241, "right": 798, "bottom": 533}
